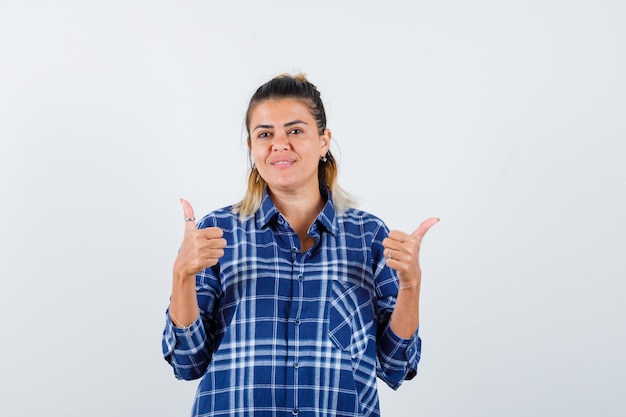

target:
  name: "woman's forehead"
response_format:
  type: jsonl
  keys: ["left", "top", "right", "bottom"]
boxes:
{"left": 250, "top": 98, "right": 313, "bottom": 122}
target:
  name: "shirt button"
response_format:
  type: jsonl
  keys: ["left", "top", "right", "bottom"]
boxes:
{"left": 291, "top": 246, "right": 298, "bottom": 252}
{"left": 292, "top": 409, "right": 299, "bottom": 416}
{"left": 293, "top": 362, "right": 299, "bottom": 369}
{"left": 297, "top": 274, "right": 303, "bottom": 281}
{"left": 294, "top": 319, "right": 301, "bottom": 325}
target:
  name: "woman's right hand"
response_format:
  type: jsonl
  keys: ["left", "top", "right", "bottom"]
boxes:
{"left": 173, "top": 198, "right": 227, "bottom": 281}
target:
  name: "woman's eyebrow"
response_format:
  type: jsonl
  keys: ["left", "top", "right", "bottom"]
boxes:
{"left": 253, "top": 120, "right": 308, "bottom": 131}
{"left": 284, "top": 120, "right": 308, "bottom": 127}
{"left": 252, "top": 123, "right": 273, "bottom": 131}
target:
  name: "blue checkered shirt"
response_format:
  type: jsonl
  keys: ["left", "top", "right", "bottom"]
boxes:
{"left": 162, "top": 191, "right": 421, "bottom": 417}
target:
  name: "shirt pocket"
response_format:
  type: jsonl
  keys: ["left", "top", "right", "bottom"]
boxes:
{"left": 328, "top": 280, "right": 376, "bottom": 365}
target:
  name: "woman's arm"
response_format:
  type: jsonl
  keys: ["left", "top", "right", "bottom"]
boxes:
{"left": 384, "top": 217, "right": 439, "bottom": 337}
{"left": 162, "top": 199, "right": 227, "bottom": 380}
{"left": 169, "top": 199, "right": 226, "bottom": 327}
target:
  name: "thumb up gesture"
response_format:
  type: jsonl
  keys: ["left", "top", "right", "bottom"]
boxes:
{"left": 383, "top": 217, "right": 439, "bottom": 288}
{"left": 173, "top": 198, "right": 227, "bottom": 280}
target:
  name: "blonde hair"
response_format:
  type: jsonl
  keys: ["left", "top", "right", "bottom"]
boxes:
{"left": 233, "top": 73, "right": 354, "bottom": 217}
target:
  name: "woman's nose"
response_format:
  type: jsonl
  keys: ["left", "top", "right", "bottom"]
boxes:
{"left": 272, "top": 132, "right": 289, "bottom": 151}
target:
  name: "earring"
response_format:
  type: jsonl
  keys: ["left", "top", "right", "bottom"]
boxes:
{"left": 320, "top": 154, "right": 328, "bottom": 162}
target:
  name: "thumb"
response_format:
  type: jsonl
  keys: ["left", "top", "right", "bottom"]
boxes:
{"left": 411, "top": 217, "right": 440, "bottom": 240}
{"left": 179, "top": 198, "right": 198, "bottom": 231}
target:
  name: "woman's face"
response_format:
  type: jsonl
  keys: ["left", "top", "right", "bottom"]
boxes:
{"left": 248, "top": 98, "right": 330, "bottom": 194}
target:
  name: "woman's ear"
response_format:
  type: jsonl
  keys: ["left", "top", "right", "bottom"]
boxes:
{"left": 321, "top": 129, "right": 332, "bottom": 155}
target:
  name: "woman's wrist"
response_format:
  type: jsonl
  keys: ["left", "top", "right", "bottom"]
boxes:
{"left": 399, "top": 280, "right": 420, "bottom": 290}
{"left": 169, "top": 309, "right": 195, "bottom": 329}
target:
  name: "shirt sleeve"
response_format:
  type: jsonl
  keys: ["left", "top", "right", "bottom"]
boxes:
{"left": 376, "top": 322, "right": 421, "bottom": 389}
{"left": 162, "top": 311, "right": 211, "bottom": 380}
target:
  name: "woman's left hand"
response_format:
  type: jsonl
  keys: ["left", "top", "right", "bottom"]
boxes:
{"left": 382, "top": 217, "right": 440, "bottom": 288}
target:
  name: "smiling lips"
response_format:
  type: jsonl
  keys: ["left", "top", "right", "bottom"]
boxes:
{"left": 270, "top": 159, "right": 295, "bottom": 167}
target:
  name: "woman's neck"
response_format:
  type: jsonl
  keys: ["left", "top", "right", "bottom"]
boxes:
{"left": 269, "top": 187, "right": 325, "bottom": 237}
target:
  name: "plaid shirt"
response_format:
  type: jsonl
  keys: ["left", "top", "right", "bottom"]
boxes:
{"left": 162, "top": 191, "right": 421, "bottom": 417}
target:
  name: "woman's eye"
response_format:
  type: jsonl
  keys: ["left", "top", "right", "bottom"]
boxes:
{"left": 290, "top": 128, "right": 303, "bottom": 134}
{"left": 258, "top": 132, "right": 271, "bottom": 139}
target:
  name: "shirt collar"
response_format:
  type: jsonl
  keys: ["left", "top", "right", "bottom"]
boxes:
{"left": 256, "top": 189, "right": 280, "bottom": 229}
{"left": 255, "top": 186, "right": 338, "bottom": 236}
{"left": 317, "top": 188, "right": 338, "bottom": 236}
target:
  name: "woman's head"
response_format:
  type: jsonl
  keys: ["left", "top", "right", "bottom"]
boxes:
{"left": 245, "top": 73, "right": 327, "bottom": 137}
{"left": 234, "top": 73, "right": 353, "bottom": 217}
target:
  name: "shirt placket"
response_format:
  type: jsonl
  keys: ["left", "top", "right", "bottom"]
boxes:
{"left": 287, "top": 238, "right": 308, "bottom": 416}
{"left": 274, "top": 215, "right": 305, "bottom": 416}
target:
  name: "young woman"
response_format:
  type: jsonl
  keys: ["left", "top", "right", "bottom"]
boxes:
{"left": 162, "top": 73, "right": 439, "bottom": 417}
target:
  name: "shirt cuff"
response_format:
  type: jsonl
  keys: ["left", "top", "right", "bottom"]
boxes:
{"left": 378, "top": 325, "right": 422, "bottom": 388}
{"left": 162, "top": 311, "right": 207, "bottom": 359}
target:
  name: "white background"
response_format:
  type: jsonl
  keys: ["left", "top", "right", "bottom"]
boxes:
{"left": 1, "top": 1, "right": 624, "bottom": 416}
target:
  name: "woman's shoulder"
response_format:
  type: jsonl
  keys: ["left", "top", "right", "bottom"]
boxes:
{"left": 196, "top": 204, "right": 239, "bottom": 228}
{"left": 338, "top": 206, "right": 388, "bottom": 228}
